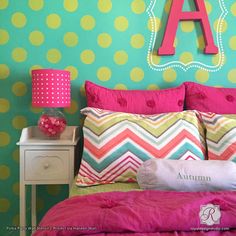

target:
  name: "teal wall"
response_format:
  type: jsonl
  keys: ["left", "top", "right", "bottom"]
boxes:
{"left": 1, "top": 0, "right": 236, "bottom": 235}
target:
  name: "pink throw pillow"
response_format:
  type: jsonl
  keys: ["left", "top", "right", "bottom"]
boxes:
{"left": 185, "top": 82, "right": 236, "bottom": 114}
{"left": 85, "top": 81, "right": 185, "bottom": 114}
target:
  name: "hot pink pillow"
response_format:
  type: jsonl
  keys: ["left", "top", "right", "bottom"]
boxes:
{"left": 85, "top": 81, "right": 185, "bottom": 114}
{"left": 185, "top": 82, "right": 236, "bottom": 114}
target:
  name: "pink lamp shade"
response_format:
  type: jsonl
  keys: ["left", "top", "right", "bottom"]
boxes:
{"left": 31, "top": 69, "right": 71, "bottom": 137}
{"left": 32, "top": 69, "right": 71, "bottom": 108}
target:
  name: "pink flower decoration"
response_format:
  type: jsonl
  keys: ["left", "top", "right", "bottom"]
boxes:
{"left": 38, "top": 114, "right": 67, "bottom": 137}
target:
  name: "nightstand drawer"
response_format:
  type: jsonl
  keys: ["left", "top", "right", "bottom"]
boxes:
{"left": 24, "top": 150, "right": 69, "bottom": 181}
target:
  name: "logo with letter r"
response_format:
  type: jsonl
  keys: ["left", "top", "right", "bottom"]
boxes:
{"left": 199, "top": 204, "right": 221, "bottom": 226}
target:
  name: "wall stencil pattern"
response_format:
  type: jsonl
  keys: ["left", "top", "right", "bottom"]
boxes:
{"left": 0, "top": 0, "right": 236, "bottom": 235}
{"left": 147, "top": 0, "right": 229, "bottom": 71}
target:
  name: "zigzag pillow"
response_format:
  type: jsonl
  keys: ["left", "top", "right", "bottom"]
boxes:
{"left": 200, "top": 112, "right": 236, "bottom": 162}
{"left": 76, "top": 108, "right": 206, "bottom": 186}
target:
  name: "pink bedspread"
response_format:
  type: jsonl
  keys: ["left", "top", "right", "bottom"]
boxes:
{"left": 33, "top": 190, "right": 236, "bottom": 236}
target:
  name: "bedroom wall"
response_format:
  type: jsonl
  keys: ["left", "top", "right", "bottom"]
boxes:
{"left": 0, "top": 0, "right": 236, "bottom": 234}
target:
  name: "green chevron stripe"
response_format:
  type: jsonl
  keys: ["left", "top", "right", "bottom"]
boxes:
{"left": 84, "top": 112, "right": 204, "bottom": 137}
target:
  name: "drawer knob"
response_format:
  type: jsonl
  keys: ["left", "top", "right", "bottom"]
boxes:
{"left": 43, "top": 163, "right": 50, "bottom": 169}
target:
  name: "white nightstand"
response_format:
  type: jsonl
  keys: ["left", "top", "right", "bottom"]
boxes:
{"left": 17, "top": 126, "right": 80, "bottom": 236}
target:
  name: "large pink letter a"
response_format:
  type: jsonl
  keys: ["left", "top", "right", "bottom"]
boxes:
{"left": 158, "top": 0, "right": 218, "bottom": 55}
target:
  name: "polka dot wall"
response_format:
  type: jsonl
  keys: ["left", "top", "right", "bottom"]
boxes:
{"left": 0, "top": 0, "right": 236, "bottom": 234}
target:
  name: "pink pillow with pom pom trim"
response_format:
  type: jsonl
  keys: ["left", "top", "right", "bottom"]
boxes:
{"left": 185, "top": 82, "right": 236, "bottom": 114}
{"left": 85, "top": 81, "right": 185, "bottom": 114}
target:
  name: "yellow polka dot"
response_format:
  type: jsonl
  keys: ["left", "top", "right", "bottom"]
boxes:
{"left": 147, "top": 17, "right": 161, "bottom": 32}
{"left": 196, "top": 35, "right": 204, "bottom": 51}
{"left": 28, "top": 0, "right": 44, "bottom": 11}
{"left": 179, "top": 52, "right": 193, "bottom": 64}
{"left": 12, "top": 48, "right": 27, "bottom": 62}
{"left": 114, "top": 84, "right": 127, "bottom": 90}
{"left": 80, "top": 50, "right": 95, "bottom": 64}
{"left": 97, "top": 0, "right": 112, "bottom": 13}
{"left": 29, "top": 31, "right": 44, "bottom": 46}
{"left": 0, "top": 98, "right": 10, "bottom": 113}
{"left": 12, "top": 82, "right": 27, "bottom": 96}
{"left": 29, "top": 65, "right": 43, "bottom": 76}
{"left": 114, "top": 50, "right": 128, "bottom": 65}
{"left": 63, "top": 32, "right": 78, "bottom": 47}
{"left": 46, "top": 14, "right": 61, "bottom": 29}
{"left": 30, "top": 106, "right": 43, "bottom": 114}
{"left": 97, "top": 33, "right": 112, "bottom": 48}
{"left": 12, "top": 214, "right": 19, "bottom": 226}
{"left": 97, "top": 67, "right": 112, "bottom": 81}
{"left": 147, "top": 84, "right": 160, "bottom": 90}
{"left": 12, "top": 149, "right": 19, "bottom": 162}
{"left": 130, "top": 67, "right": 144, "bottom": 82}
{"left": 12, "top": 182, "right": 19, "bottom": 195}
{"left": 0, "top": 199, "right": 10, "bottom": 212}
{"left": 149, "top": 52, "right": 161, "bottom": 65}
{"left": 131, "top": 0, "right": 146, "bottom": 14}
{"left": 0, "top": 132, "right": 10, "bottom": 147}
{"left": 0, "top": 0, "right": 8, "bottom": 9}
{"left": 36, "top": 198, "right": 44, "bottom": 212}
{"left": 229, "top": 36, "right": 236, "bottom": 50}
{"left": 80, "top": 85, "right": 85, "bottom": 97}
{"left": 163, "top": 68, "right": 177, "bottom": 83}
{"left": 180, "top": 21, "right": 195, "bottom": 32}
{"left": 80, "top": 15, "right": 96, "bottom": 31}
{"left": 46, "top": 49, "right": 61, "bottom": 63}
{"left": 47, "top": 185, "right": 61, "bottom": 196}
{"left": 164, "top": 0, "right": 172, "bottom": 13}
{"left": 214, "top": 19, "right": 227, "bottom": 33}
{"left": 174, "top": 37, "right": 178, "bottom": 47}
{"left": 114, "top": 16, "right": 129, "bottom": 32}
{"left": 0, "top": 29, "right": 9, "bottom": 45}
{"left": 11, "top": 12, "right": 27, "bottom": 28}
{"left": 12, "top": 116, "right": 27, "bottom": 129}
{"left": 65, "top": 66, "right": 78, "bottom": 80}
{"left": 64, "top": 100, "right": 78, "bottom": 114}
{"left": 231, "top": 2, "right": 236, "bottom": 16}
{"left": 0, "top": 64, "right": 10, "bottom": 80}
{"left": 130, "top": 34, "right": 144, "bottom": 48}
{"left": 195, "top": 69, "right": 209, "bottom": 83}
{"left": 205, "top": 1, "right": 212, "bottom": 14}
{"left": 212, "top": 53, "right": 226, "bottom": 66}
{"left": 0, "top": 165, "right": 10, "bottom": 180}
{"left": 63, "top": 0, "right": 78, "bottom": 12}
{"left": 228, "top": 69, "right": 236, "bottom": 83}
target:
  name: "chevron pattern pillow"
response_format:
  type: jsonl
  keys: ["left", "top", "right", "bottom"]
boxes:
{"left": 76, "top": 108, "right": 206, "bottom": 186}
{"left": 200, "top": 112, "right": 236, "bottom": 162}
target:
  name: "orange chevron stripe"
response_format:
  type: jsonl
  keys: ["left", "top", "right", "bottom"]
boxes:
{"left": 80, "top": 163, "right": 100, "bottom": 179}
{"left": 200, "top": 112, "right": 216, "bottom": 119}
{"left": 81, "top": 156, "right": 141, "bottom": 180}
{"left": 104, "top": 162, "right": 138, "bottom": 181}
{"left": 79, "top": 163, "right": 137, "bottom": 184}
{"left": 84, "top": 129, "right": 204, "bottom": 159}
{"left": 208, "top": 141, "right": 236, "bottom": 160}
{"left": 108, "top": 166, "right": 137, "bottom": 182}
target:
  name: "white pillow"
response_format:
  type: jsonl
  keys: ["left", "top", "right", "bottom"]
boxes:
{"left": 137, "top": 159, "right": 236, "bottom": 191}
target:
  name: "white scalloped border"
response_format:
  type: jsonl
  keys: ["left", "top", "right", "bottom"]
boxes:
{"left": 146, "top": 0, "right": 228, "bottom": 72}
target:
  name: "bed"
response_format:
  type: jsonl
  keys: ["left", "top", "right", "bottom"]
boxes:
{"left": 33, "top": 81, "right": 236, "bottom": 235}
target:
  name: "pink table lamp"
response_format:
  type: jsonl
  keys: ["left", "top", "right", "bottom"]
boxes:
{"left": 32, "top": 69, "right": 71, "bottom": 137}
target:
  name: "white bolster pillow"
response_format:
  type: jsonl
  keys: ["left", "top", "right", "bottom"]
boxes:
{"left": 137, "top": 159, "right": 236, "bottom": 191}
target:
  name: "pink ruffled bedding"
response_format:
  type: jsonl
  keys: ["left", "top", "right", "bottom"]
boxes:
{"left": 33, "top": 190, "right": 236, "bottom": 236}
